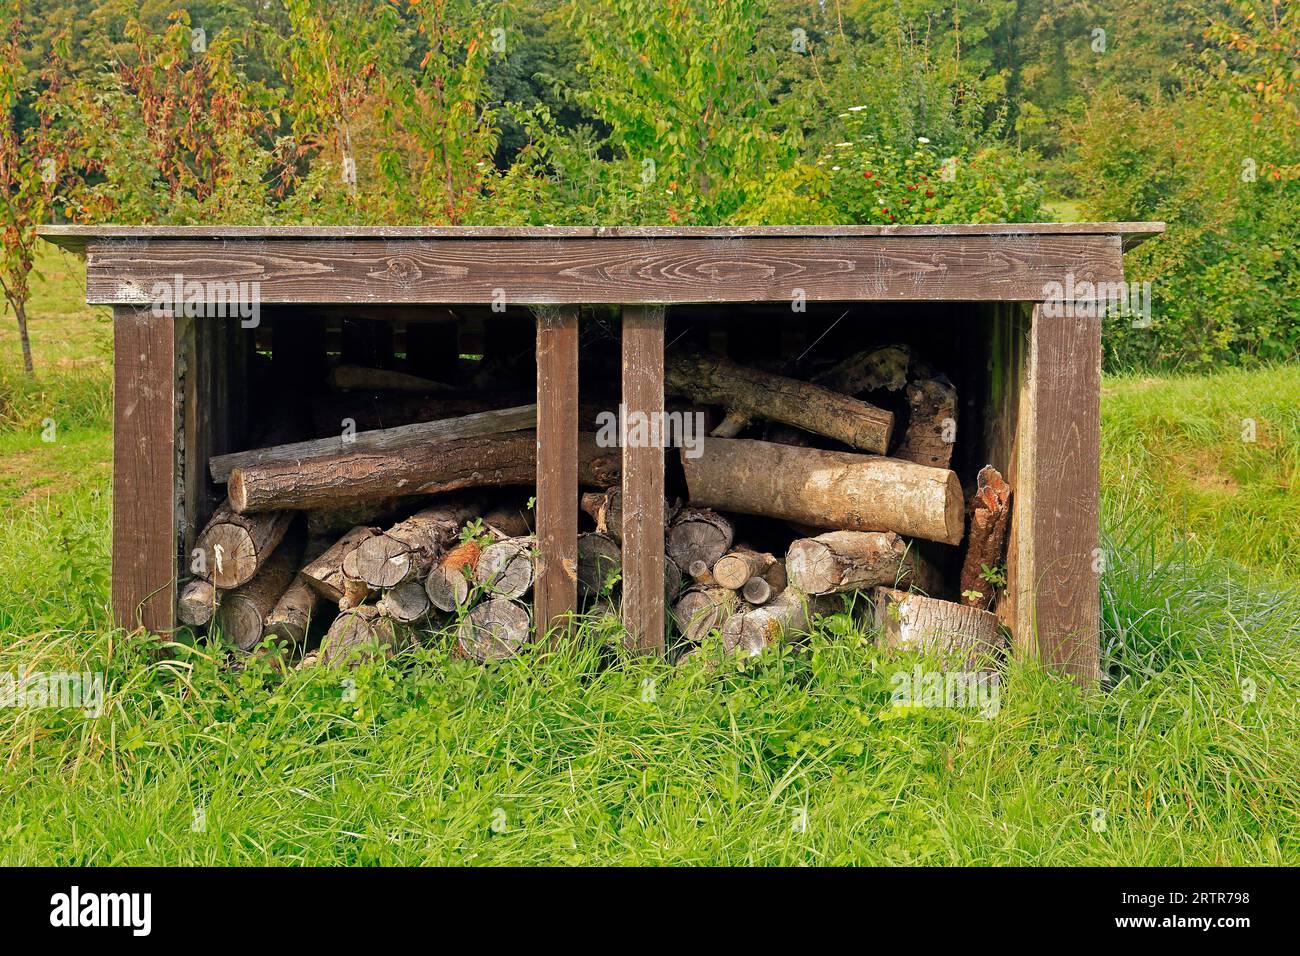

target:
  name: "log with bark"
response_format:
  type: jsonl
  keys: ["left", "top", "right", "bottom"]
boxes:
{"left": 873, "top": 587, "right": 1000, "bottom": 664}
{"left": 721, "top": 590, "right": 836, "bottom": 658}
{"left": 424, "top": 539, "right": 481, "bottom": 612}
{"left": 712, "top": 548, "right": 786, "bottom": 594}
{"left": 671, "top": 586, "right": 739, "bottom": 645}
{"left": 959, "top": 465, "right": 1013, "bottom": 610}
{"left": 305, "top": 499, "right": 408, "bottom": 539}
{"left": 681, "top": 438, "right": 965, "bottom": 546}
{"left": 195, "top": 499, "right": 293, "bottom": 589}
{"left": 786, "top": 530, "right": 939, "bottom": 595}
{"left": 483, "top": 503, "right": 534, "bottom": 538}
{"left": 208, "top": 405, "right": 536, "bottom": 482}
{"left": 474, "top": 536, "right": 536, "bottom": 599}
{"left": 894, "top": 368, "right": 959, "bottom": 469}
{"left": 319, "top": 605, "right": 416, "bottom": 668}
{"left": 301, "top": 526, "right": 381, "bottom": 603}
{"left": 577, "top": 532, "right": 622, "bottom": 601}
{"left": 213, "top": 535, "right": 302, "bottom": 651}
{"left": 178, "top": 579, "right": 219, "bottom": 628}
{"left": 228, "top": 430, "right": 620, "bottom": 513}
{"left": 350, "top": 499, "right": 481, "bottom": 589}
{"left": 456, "top": 597, "right": 532, "bottom": 662}
{"left": 666, "top": 348, "right": 893, "bottom": 453}
{"left": 814, "top": 344, "right": 911, "bottom": 396}
{"left": 666, "top": 507, "right": 734, "bottom": 572}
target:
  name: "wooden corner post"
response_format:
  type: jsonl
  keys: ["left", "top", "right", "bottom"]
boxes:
{"left": 534, "top": 305, "right": 580, "bottom": 642}
{"left": 620, "top": 305, "right": 667, "bottom": 654}
{"left": 1015, "top": 303, "right": 1102, "bottom": 686}
{"left": 112, "top": 305, "right": 177, "bottom": 635}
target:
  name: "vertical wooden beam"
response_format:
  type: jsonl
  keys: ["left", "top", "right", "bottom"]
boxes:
{"left": 1015, "top": 304, "right": 1102, "bottom": 686}
{"left": 113, "top": 306, "right": 177, "bottom": 635}
{"left": 620, "top": 304, "right": 666, "bottom": 655}
{"left": 534, "top": 306, "right": 579, "bottom": 642}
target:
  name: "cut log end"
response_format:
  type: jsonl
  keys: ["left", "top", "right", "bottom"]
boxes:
{"left": 178, "top": 579, "right": 218, "bottom": 627}
{"left": 457, "top": 597, "right": 531, "bottom": 662}
{"left": 475, "top": 537, "right": 536, "bottom": 599}
{"left": 666, "top": 508, "right": 734, "bottom": 572}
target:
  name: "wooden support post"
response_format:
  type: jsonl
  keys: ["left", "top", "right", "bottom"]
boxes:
{"left": 533, "top": 306, "right": 579, "bottom": 642}
{"left": 113, "top": 306, "right": 177, "bottom": 634}
{"left": 1015, "top": 303, "right": 1102, "bottom": 686}
{"left": 620, "top": 304, "right": 666, "bottom": 654}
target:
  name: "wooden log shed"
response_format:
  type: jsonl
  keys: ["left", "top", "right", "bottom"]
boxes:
{"left": 40, "top": 222, "right": 1163, "bottom": 686}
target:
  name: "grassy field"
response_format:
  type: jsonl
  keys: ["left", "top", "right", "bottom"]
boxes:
{"left": 1, "top": 245, "right": 1297, "bottom": 865}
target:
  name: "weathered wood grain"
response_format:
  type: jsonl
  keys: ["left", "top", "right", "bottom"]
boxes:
{"left": 75, "top": 235, "right": 1129, "bottom": 305}
{"left": 534, "top": 306, "right": 579, "bottom": 643}
{"left": 620, "top": 305, "right": 666, "bottom": 655}
{"left": 113, "top": 306, "right": 177, "bottom": 634}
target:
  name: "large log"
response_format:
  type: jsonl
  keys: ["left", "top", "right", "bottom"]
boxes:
{"left": 213, "top": 537, "right": 302, "bottom": 651}
{"left": 301, "top": 526, "right": 381, "bottom": 603}
{"left": 786, "top": 530, "right": 938, "bottom": 595}
{"left": 895, "top": 370, "right": 958, "bottom": 469}
{"left": 209, "top": 405, "right": 535, "bottom": 482}
{"left": 666, "top": 348, "right": 893, "bottom": 453}
{"left": 681, "top": 438, "right": 965, "bottom": 546}
{"left": 228, "top": 430, "right": 620, "bottom": 513}
{"left": 195, "top": 499, "right": 293, "bottom": 589}
{"left": 350, "top": 499, "right": 480, "bottom": 589}
{"left": 666, "top": 507, "right": 734, "bottom": 572}
{"left": 721, "top": 590, "right": 836, "bottom": 658}
{"left": 872, "top": 587, "right": 1000, "bottom": 664}
{"left": 319, "top": 605, "right": 415, "bottom": 668}
{"left": 814, "top": 344, "right": 911, "bottom": 395}
{"left": 456, "top": 597, "right": 531, "bottom": 662}
{"left": 959, "top": 465, "right": 1013, "bottom": 609}
{"left": 264, "top": 573, "right": 322, "bottom": 652}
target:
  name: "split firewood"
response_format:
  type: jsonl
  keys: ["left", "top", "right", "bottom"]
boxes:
{"left": 959, "top": 465, "right": 1013, "bottom": 610}
{"left": 671, "top": 586, "right": 740, "bottom": 645}
{"left": 456, "top": 597, "right": 532, "bottom": 662}
{"left": 213, "top": 536, "right": 302, "bottom": 652}
{"left": 786, "top": 530, "right": 939, "bottom": 595}
{"left": 178, "top": 579, "right": 219, "bottom": 628}
{"left": 666, "top": 348, "right": 893, "bottom": 454}
{"left": 195, "top": 499, "right": 293, "bottom": 589}
{"left": 350, "top": 499, "right": 481, "bottom": 589}
{"left": 580, "top": 488, "right": 623, "bottom": 541}
{"left": 327, "top": 364, "right": 454, "bottom": 393}
{"left": 377, "top": 580, "right": 433, "bottom": 624}
{"left": 666, "top": 507, "right": 734, "bottom": 572}
{"left": 229, "top": 431, "right": 619, "bottom": 513}
{"left": 319, "top": 605, "right": 415, "bottom": 668}
{"left": 872, "top": 587, "right": 1000, "bottom": 664}
{"left": 712, "top": 548, "right": 786, "bottom": 593}
{"left": 474, "top": 537, "right": 536, "bottom": 599}
{"left": 894, "top": 368, "right": 958, "bottom": 469}
{"left": 301, "top": 526, "right": 382, "bottom": 603}
{"left": 681, "top": 438, "right": 965, "bottom": 546}
{"left": 483, "top": 503, "right": 533, "bottom": 538}
{"left": 577, "top": 532, "right": 622, "bottom": 601}
{"left": 208, "top": 405, "right": 535, "bottom": 483}
{"left": 813, "top": 344, "right": 911, "bottom": 396}
{"left": 721, "top": 590, "right": 836, "bottom": 658}
{"left": 424, "top": 539, "right": 481, "bottom": 612}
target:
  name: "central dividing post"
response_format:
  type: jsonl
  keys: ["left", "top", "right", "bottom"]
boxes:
{"left": 534, "top": 306, "right": 579, "bottom": 643}
{"left": 620, "top": 304, "right": 666, "bottom": 654}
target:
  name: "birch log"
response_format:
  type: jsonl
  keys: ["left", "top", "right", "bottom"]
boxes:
{"left": 786, "top": 531, "right": 938, "bottom": 595}
{"left": 681, "top": 438, "right": 965, "bottom": 546}
{"left": 873, "top": 587, "right": 1000, "bottom": 664}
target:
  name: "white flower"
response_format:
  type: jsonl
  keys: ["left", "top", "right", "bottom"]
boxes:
{"left": 831, "top": 165, "right": 841, "bottom": 171}
{"left": 835, "top": 142, "right": 853, "bottom": 148}
{"left": 917, "top": 136, "right": 931, "bottom": 144}
{"left": 848, "top": 106, "right": 867, "bottom": 112}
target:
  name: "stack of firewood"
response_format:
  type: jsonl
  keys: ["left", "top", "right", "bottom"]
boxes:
{"left": 176, "top": 341, "right": 1012, "bottom": 669}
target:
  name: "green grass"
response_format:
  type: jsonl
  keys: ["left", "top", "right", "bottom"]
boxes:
{"left": 0, "top": 253, "right": 1297, "bottom": 865}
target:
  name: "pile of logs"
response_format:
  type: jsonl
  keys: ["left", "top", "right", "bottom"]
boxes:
{"left": 177, "top": 340, "right": 1012, "bottom": 670}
